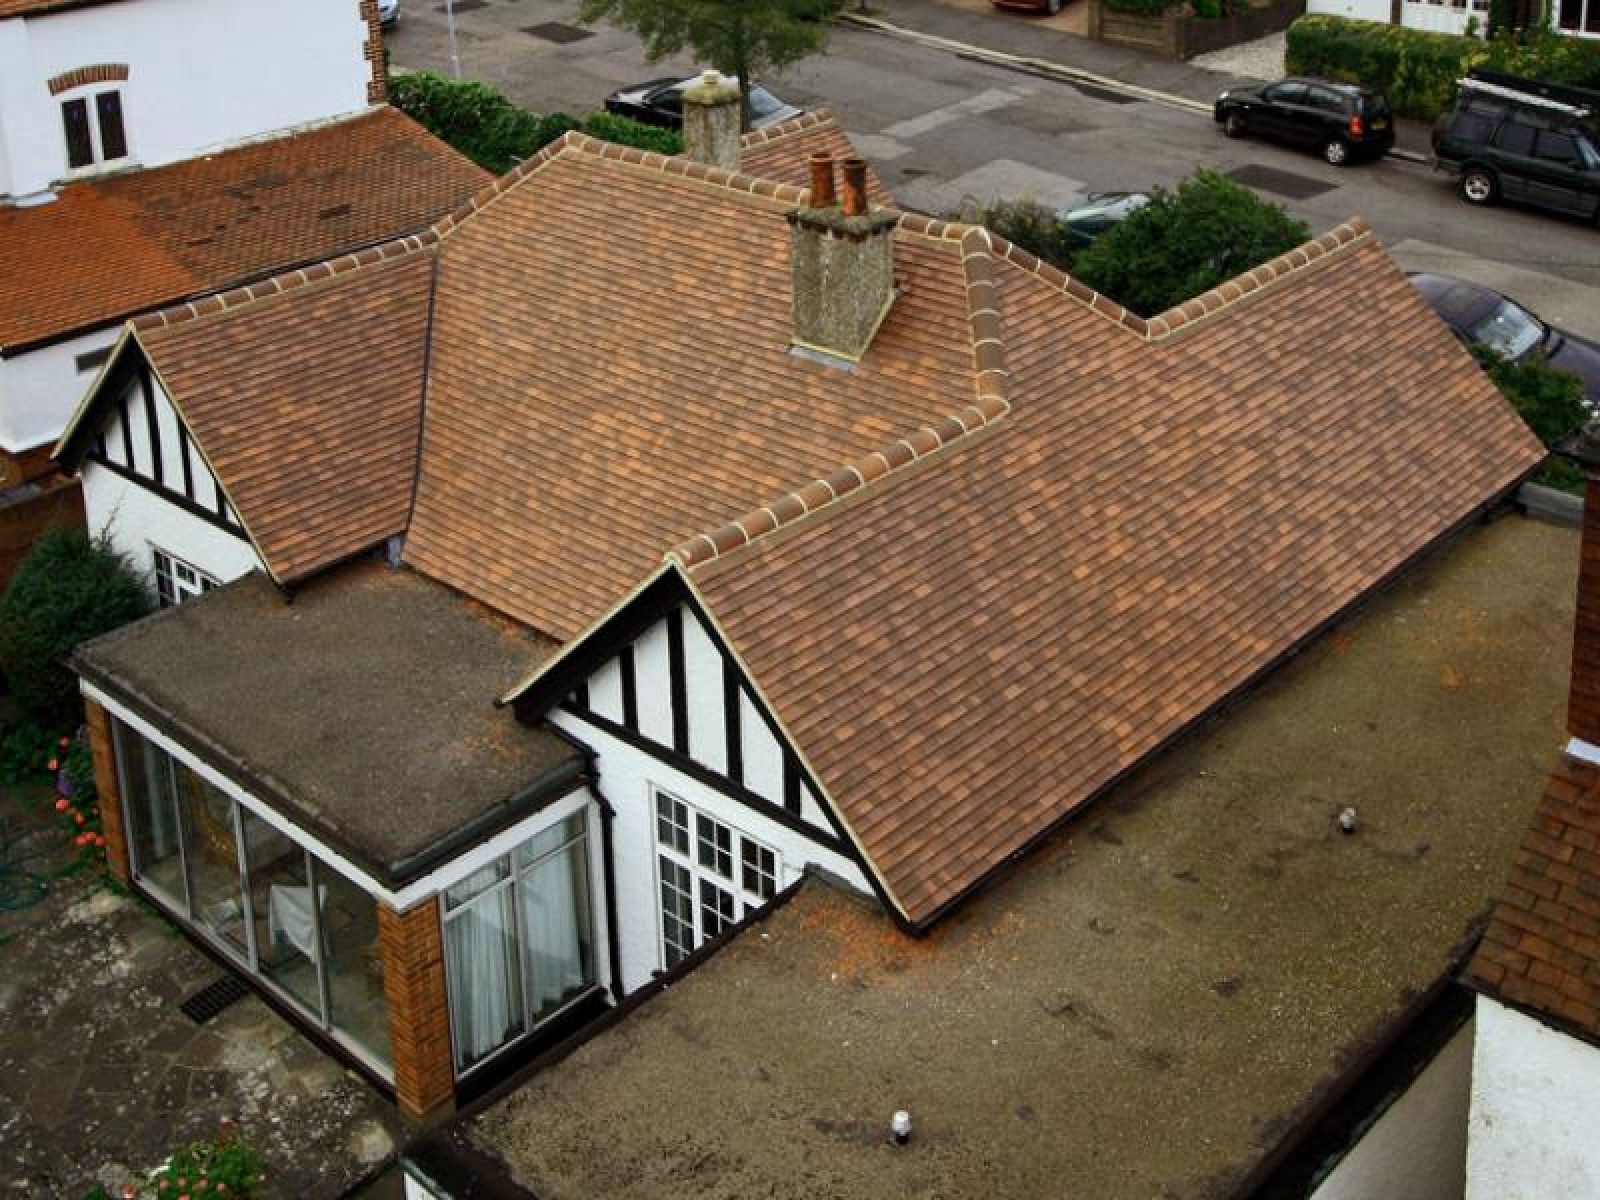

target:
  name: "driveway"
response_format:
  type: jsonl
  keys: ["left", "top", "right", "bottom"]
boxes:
{"left": 0, "top": 780, "right": 402, "bottom": 1197}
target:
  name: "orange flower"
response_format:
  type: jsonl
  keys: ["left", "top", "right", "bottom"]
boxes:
{"left": 54, "top": 798, "right": 68, "bottom": 812}
{"left": 47, "top": 758, "right": 58, "bottom": 771}
{"left": 73, "top": 812, "right": 85, "bottom": 825}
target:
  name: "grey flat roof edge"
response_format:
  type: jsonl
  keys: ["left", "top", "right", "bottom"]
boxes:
{"left": 72, "top": 655, "right": 588, "bottom": 890}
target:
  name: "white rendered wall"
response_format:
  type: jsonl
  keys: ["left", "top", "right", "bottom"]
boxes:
{"left": 0, "top": 326, "right": 117, "bottom": 452}
{"left": 1467, "top": 995, "right": 1600, "bottom": 1200}
{"left": 1310, "top": 1018, "right": 1472, "bottom": 1200}
{"left": 553, "top": 602, "right": 872, "bottom": 994}
{"left": 82, "top": 461, "right": 260, "bottom": 595}
{"left": 0, "top": 0, "right": 370, "bottom": 198}
{"left": 1304, "top": 0, "right": 1391, "bottom": 21}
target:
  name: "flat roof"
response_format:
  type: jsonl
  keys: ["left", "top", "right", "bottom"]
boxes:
{"left": 73, "top": 563, "right": 580, "bottom": 886}
{"left": 458, "top": 512, "right": 1576, "bottom": 1198}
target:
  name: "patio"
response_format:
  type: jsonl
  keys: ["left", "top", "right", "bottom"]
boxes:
{"left": 0, "top": 778, "right": 404, "bottom": 1197}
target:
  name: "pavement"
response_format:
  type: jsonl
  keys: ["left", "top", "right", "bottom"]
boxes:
{"left": 0, "top": 780, "right": 403, "bottom": 1198}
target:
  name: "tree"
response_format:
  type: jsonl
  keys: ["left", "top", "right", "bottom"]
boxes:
{"left": 1481, "top": 349, "right": 1590, "bottom": 493}
{"left": 955, "top": 196, "right": 1075, "bottom": 274}
{"left": 1072, "top": 170, "right": 1312, "bottom": 318}
{"left": 577, "top": 0, "right": 844, "bottom": 128}
{"left": 0, "top": 527, "right": 151, "bottom": 724}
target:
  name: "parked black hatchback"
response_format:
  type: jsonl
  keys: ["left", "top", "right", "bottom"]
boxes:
{"left": 1214, "top": 78, "right": 1395, "bottom": 166}
{"left": 1432, "top": 70, "right": 1600, "bottom": 221}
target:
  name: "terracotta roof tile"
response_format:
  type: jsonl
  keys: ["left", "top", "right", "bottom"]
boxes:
{"left": 137, "top": 242, "right": 436, "bottom": 583}
{"left": 688, "top": 235, "right": 1544, "bottom": 925}
{"left": 1468, "top": 756, "right": 1600, "bottom": 1041}
{"left": 0, "top": 107, "right": 485, "bottom": 352}
{"left": 738, "top": 108, "right": 894, "bottom": 209}
{"left": 403, "top": 142, "right": 985, "bottom": 640}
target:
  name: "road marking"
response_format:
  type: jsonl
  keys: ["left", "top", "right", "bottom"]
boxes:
{"left": 882, "top": 88, "right": 1022, "bottom": 139}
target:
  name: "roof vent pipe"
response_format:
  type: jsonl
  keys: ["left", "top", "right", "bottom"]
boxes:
{"left": 840, "top": 157, "right": 868, "bottom": 217}
{"left": 890, "top": 1110, "right": 912, "bottom": 1146}
{"left": 808, "top": 151, "right": 836, "bottom": 209}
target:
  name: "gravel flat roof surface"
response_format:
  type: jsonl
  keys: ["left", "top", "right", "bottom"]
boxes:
{"left": 466, "top": 513, "right": 1577, "bottom": 1199}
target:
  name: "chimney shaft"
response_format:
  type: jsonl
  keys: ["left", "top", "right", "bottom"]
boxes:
{"left": 808, "top": 152, "right": 836, "bottom": 209}
{"left": 681, "top": 70, "right": 742, "bottom": 172}
{"left": 788, "top": 154, "right": 896, "bottom": 362}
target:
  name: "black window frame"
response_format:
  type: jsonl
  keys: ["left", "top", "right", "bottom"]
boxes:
{"left": 61, "top": 96, "right": 93, "bottom": 168}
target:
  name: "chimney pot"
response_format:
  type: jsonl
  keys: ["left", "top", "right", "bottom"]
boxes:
{"left": 841, "top": 158, "right": 868, "bottom": 217}
{"left": 808, "top": 152, "right": 837, "bottom": 210}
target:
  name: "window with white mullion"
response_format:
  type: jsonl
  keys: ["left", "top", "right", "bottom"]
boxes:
{"left": 151, "top": 547, "right": 217, "bottom": 608}
{"left": 654, "top": 788, "right": 781, "bottom": 970}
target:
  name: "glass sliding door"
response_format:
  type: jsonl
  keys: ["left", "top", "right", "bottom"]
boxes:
{"left": 174, "top": 763, "right": 251, "bottom": 960}
{"left": 321, "top": 868, "right": 393, "bottom": 1072}
{"left": 239, "top": 808, "right": 323, "bottom": 1016}
{"left": 115, "top": 720, "right": 187, "bottom": 910}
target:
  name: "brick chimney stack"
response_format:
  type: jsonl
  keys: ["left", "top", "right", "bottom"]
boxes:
{"left": 1560, "top": 422, "right": 1600, "bottom": 748}
{"left": 681, "top": 70, "right": 741, "bottom": 172}
{"left": 788, "top": 153, "right": 896, "bottom": 362}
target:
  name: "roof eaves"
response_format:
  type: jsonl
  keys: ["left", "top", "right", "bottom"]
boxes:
{"left": 129, "top": 230, "right": 437, "bottom": 339}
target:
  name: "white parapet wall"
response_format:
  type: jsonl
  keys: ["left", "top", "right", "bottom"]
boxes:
{"left": 0, "top": 326, "right": 117, "bottom": 454}
{"left": 1310, "top": 1016, "right": 1472, "bottom": 1200}
{"left": 1467, "top": 994, "right": 1600, "bottom": 1200}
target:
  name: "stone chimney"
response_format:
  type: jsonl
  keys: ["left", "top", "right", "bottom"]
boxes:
{"left": 681, "top": 70, "right": 741, "bottom": 172}
{"left": 788, "top": 153, "right": 897, "bottom": 363}
{"left": 1562, "top": 422, "right": 1600, "bottom": 749}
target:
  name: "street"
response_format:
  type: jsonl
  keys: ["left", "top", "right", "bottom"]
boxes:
{"left": 387, "top": 0, "right": 1600, "bottom": 339}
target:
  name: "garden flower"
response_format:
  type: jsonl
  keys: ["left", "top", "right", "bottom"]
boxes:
{"left": 47, "top": 757, "right": 58, "bottom": 770}
{"left": 54, "top": 797, "right": 68, "bottom": 812}
{"left": 74, "top": 812, "right": 85, "bottom": 825}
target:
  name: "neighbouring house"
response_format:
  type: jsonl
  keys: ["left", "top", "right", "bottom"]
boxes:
{"left": 1307, "top": 0, "right": 1594, "bottom": 38}
{"left": 1452, "top": 426, "right": 1600, "bottom": 1198}
{"left": 54, "top": 76, "right": 1547, "bottom": 1143}
{"left": 0, "top": 0, "right": 486, "bottom": 584}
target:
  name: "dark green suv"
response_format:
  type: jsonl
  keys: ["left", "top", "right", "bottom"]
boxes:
{"left": 1432, "top": 70, "right": 1600, "bottom": 221}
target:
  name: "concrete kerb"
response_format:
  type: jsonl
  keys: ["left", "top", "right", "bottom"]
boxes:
{"left": 837, "top": 12, "right": 1431, "bottom": 165}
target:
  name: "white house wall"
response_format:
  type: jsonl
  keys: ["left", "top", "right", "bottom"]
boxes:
{"left": 552, "top": 601, "right": 872, "bottom": 993}
{"left": 1309, "top": 1017, "right": 1472, "bottom": 1200}
{"left": 0, "top": 325, "right": 116, "bottom": 452}
{"left": 0, "top": 0, "right": 371, "bottom": 199}
{"left": 1304, "top": 0, "right": 1391, "bottom": 20}
{"left": 1466, "top": 995, "right": 1600, "bottom": 1200}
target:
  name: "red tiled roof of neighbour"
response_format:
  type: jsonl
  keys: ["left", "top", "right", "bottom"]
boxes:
{"left": 1467, "top": 756, "right": 1600, "bottom": 1042}
{"left": 680, "top": 226, "right": 1544, "bottom": 925}
{"left": 0, "top": 106, "right": 486, "bottom": 353}
{"left": 403, "top": 136, "right": 985, "bottom": 640}
{"left": 0, "top": 0, "right": 120, "bottom": 17}
{"left": 739, "top": 108, "right": 894, "bottom": 209}
{"left": 134, "top": 239, "right": 437, "bottom": 584}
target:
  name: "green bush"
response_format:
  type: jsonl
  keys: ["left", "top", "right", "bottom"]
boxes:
{"left": 1481, "top": 350, "right": 1590, "bottom": 493}
{"left": 389, "top": 71, "right": 680, "bottom": 173}
{"left": 0, "top": 528, "right": 150, "bottom": 725}
{"left": 954, "top": 196, "right": 1076, "bottom": 274}
{"left": 0, "top": 716, "right": 57, "bottom": 785}
{"left": 1071, "top": 170, "right": 1311, "bottom": 318}
{"left": 1286, "top": 15, "right": 1600, "bottom": 121}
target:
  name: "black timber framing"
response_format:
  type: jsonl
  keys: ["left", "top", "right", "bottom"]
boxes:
{"left": 139, "top": 363, "right": 163, "bottom": 486}
{"left": 86, "top": 451, "right": 246, "bottom": 540}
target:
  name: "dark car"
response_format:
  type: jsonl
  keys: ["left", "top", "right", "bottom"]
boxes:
{"left": 1214, "top": 78, "right": 1395, "bottom": 166}
{"left": 1431, "top": 70, "right": 1600, "bottom": 221}
{"left": 604, "top": 74, "right": 801, "bottom": 131}
{"left": 1411, "top": 272, "right": 1600, "bottom": 409}
{"left": 991, "top": 0, "right": 1067, "bottom": 14}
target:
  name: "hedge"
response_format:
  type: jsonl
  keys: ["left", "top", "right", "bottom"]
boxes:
{"left": 388, "top": 71, "right": 680, "bottom": 173}
{"left": 1285, "top": 15, "right": 1600, "bottom": 121}
{"left": 1102, "top": 0, "right": 1246, "bottom": 15}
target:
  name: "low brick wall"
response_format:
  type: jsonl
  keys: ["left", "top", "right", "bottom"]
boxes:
{"left": 1088, "top": 0, "right": 1305, "bottom": 59}
{"left": 0, "top": 477, "right": 84, "bottom": 593}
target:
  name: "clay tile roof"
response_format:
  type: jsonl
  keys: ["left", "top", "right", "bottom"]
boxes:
{"left": 739, "top": 108, "right": 894, "bottom": 209}
{"left": 0, "top": 106, "right": 486, "bottom": 352}
{"left": 0, "top": 0, "right": 121, "bottom": 16}
{"left": 402, "top": 139, "right": 988, "bottom": 641}
{"left": 1467, "top": 755, "right": 1600, "bottom": 1043}
{"left": 685, "top": 231, "right": 1545, "bottom": 925}
{"left": 137, "top": 239, "right": 437, "bottom": 584}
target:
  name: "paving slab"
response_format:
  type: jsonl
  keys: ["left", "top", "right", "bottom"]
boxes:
{"left": 0, "top": 782, "right": 404, "bottom": 1197}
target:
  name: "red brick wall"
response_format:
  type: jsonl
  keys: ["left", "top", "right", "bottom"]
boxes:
{"left": 360, "top": 0, "right": 387, "bottom": 105}
{"left": 378, "top": 897, "right": 455, "bottom": 1119}
{"left": 1571, "top": 478, "right": 1600, "bottom": 745}
{"left": 46, "top": 63, "right": 130, "bottom": 95}
{"left": 83, "top": 698, "right": 131, "bottom": 885}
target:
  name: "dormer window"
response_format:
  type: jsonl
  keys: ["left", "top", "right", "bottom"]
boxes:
{"left": 61, "top": 90, "right": 127, "bottom": 170}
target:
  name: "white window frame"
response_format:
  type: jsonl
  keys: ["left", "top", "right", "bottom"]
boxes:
{"left": 441, "top": 811, "right": 599, "bottom": 1078}
{"left": 1553, "top": 0, "right": 1600, "bottom": 34}
{"left": 151, "top": 546, "right": 217, "bottom": 608}
{"left": 59, "top": 86, "right": 130, "bottom": 174}
{"left": 652, "top": 786, "right": 780, "bottom": 971}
